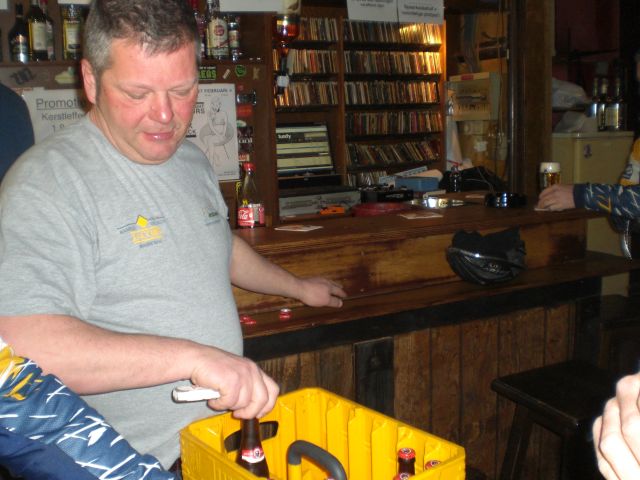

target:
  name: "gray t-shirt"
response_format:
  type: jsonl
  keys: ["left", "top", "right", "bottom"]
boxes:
{"left": 0, "top": 117, "right": 242, "bottom": 467}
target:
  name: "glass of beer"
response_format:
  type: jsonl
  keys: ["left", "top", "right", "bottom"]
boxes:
{"left": 539, "top": 162, "right": 561, "bottom": 190}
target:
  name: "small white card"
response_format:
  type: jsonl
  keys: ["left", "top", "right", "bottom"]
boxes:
{"left": 399, "top": 211, "right": 443, "bottom": 219}
{"left": 275, "top": 224, "right": 324, "bottom": 232}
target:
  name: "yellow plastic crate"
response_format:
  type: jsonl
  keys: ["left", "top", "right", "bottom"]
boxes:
{"left": 180, "top": 387, "right": 465, "bottom": 480}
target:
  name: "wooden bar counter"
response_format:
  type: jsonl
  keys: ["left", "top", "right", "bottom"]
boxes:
{"left": 233, "top": 200, "right": 640, "bottom": 479}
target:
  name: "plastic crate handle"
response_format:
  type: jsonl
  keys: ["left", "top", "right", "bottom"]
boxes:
{"left": 286, "top": 440, "right": 347, "bottom": 480}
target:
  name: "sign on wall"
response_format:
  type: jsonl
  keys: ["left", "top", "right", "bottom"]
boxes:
{"left": 186, "top": 84, "right": 239, "bottom": 181}
{"left": 347, "top": 0, "right": 443, "bottom": 24}
{"left": 20, "top": 88, "right": 88, "bottom": 143}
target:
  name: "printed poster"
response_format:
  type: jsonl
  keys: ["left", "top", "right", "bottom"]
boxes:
{"left": 187, "top": 84, "right": 239, "bottom": 181}
{"left": 20, "top": 88, "right": 88, "bottom": 143}
{"left": 346, "top": 0, "right": 398, "bottom": 22}
{"left": 398, "top": 0, "right": 444, "bottom": 24}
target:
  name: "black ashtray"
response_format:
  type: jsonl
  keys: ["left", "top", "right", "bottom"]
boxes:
{"left": 485, "top": 191, "right": 527, "bottom": 208}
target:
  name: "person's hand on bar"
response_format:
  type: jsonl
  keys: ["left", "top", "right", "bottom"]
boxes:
{"left": 297, "top": 277, "right": 347, "bottom": 308}
{"left": 537, "top": 184, "right": 576, "bottom": 211}
{"left": 593, "top": 372, "right": 640, "bottom": 479}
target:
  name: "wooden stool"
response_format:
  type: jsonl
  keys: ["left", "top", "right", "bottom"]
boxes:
{"left": 584, "top": 295, "right": 640, "bottom": 378}
{"left": 492, "top": 294, "right": 640, "bottom": 480}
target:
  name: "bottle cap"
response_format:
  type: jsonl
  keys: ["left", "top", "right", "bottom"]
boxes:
{"left": 424, "top": 459, "right": 441, "bottom": 469}
{"left": 243, "top": 162, "right": 255, "bottom": 171}
{"left": 398, "top": 447, "right": 416, "bottom": 460}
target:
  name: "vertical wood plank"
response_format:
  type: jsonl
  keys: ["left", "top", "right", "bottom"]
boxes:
{"left": 496, "top": 307, "right": 546, "bottom": 480}
{"left": 394, "top": 329, "right": 431, "bottom": 430}
{"left": 430, "top": 324, "right": 462, "bottom": 443}
{"left": 355, "top": 338, "right": 395, "bottom": 416}
{"left": 461, "top": 317, "right": 499, "bottom": 477}
{"left": 258, "top": 344, "right": 354, "bottom": 399}
{"left": 535, "top": 302, "right": 574, "bottom": 479}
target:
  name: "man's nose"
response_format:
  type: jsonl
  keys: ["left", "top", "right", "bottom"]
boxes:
{"left": 149, "top": 93, "right": 174, "bottom": 123}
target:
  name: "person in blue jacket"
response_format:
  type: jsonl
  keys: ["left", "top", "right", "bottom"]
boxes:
{"left": 0, "top": 336, "right": 175, "bottom": 479}
{"left": 0, "top": 83, "right": 34, "bottom": 182}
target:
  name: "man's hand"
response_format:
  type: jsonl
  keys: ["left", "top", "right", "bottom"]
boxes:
{"left": 593, "top": 373, "right": 640, "bottom": 479}
{"left": 537, "top": 184, "right": 576, "bottom": 211}
{"left": 189, "top": 347, "right": 279, "bottom": 419}
{"left": 298, "top": 276, "right": 347, "bottom": 308}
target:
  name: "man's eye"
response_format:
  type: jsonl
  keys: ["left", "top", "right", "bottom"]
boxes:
{"left": 172, "top": 89, "right": 193, "bottom": 97}
{"left": 126, "top": 91, "right": 147, "bottom": 100}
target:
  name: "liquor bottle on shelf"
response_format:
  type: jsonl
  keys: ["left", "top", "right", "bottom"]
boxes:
{"left": 40, "top": 0, "right": 55, "bottom": 60}
{"left": 26, "top": 0, "right": 48, "bottom": 61}
{"left": 273, "top": 12, "right": 300, "bottom": 96}
{"left": 189, "top": 0, "right": 206, "bottom": 60}
{"left": 205, "top": 0, "right": 229, "bottom": 60}
{"left": 396, "top": 447, "right": 416, "bottom": 477}
{"left": 236, "top": 418, "right": 270, "bottom": 478}
{"left": 8, "top": 3, "right": 29, "bottom": 64}
{"left": 449, "top": 164, "right": 461, "bottom": 193}
{"left": 227, "top": 14, "right": 242, "bottom": 62}
{"left": 606, "top": 76, "right": 626, "bottom": 131}
{"left": 61, "top": 4, "right": 82, "bottom": 60}
{"left": 596, "top": 77, "right": 609, "bottom": 132}
{"left": 587, "top": 78, "right": 599, "bottom": 118}
{"left": 237, "top": 162, "right": 265, "bottom": 229}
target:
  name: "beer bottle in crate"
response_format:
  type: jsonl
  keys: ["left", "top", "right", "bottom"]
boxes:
{"left": 397, "top": 447, "right": 416, "bottom": 476}
{"left": 237, "top": 162, "right": 265, "bottom": 228}
{"left": 236, "top": 418, "right": 270, "bottom": 478}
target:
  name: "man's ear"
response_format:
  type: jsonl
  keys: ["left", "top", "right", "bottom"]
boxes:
{"left": 81, "top": 59, "right": 97, "bottom": 105}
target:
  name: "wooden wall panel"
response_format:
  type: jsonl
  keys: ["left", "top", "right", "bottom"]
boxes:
{"left": 258, "top": 344, "right": 354, "bottom": 400}
{"left": 258, "top": 300, "right": 577, "bottom": 478}
{"left": 429, "top": 324, "right": 462, "bottom": 444}
{"left": 536, "top": 303, "right": 575, "bottom": 479}
{"left": 394, "top": 329, "right": 431, "bottom": 430}
{"left": 461, "top": 318, "right": 499, "bottom": 476}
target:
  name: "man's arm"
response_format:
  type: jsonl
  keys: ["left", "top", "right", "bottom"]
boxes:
{"left": 0, "top": 314, "right": 278, "bottom": 419}
{"left": 229, "top": 235, "right": 346, "bottom": 308}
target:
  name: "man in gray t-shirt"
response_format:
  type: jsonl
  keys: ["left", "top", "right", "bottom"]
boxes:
{"left": 0, "top": 0, "right": 346, "bottom": 469}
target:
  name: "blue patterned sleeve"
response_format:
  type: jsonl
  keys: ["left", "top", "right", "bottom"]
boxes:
{"left": 0, "top": 340, "right": 176, "bottom": 479}
{"left": 575, "top": 182, "right": 640, "bottom": 221}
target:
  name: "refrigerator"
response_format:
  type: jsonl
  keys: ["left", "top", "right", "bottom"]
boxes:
{"left": 552, "top": 131, "right": 635, "bottom": 295}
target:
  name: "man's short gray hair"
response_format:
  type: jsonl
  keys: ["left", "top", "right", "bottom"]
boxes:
{"left": 84, "top": 0, "right": 201, "bottom": 80}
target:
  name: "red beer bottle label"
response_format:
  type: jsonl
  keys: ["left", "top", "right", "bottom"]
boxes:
{"left": 241, "top": 446, "right": 265, "bottom": 464}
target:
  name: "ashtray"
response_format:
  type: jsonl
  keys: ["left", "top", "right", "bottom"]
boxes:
{"left": 485, "top": 192, "right": 527, "bottom": 208}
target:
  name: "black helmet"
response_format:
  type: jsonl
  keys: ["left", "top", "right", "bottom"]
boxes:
{"left": 446, "top": 228, "right": 526, "bottom": 285}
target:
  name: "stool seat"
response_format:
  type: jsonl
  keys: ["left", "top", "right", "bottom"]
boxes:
{"left": 492, "top": 360, "right": 616, "bottom": 434}
{"left": 492, "top": 360, "right": 617, "bottom": 479}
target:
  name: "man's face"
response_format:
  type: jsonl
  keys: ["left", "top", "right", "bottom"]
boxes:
{"left": 82, "top": 39, "right": 199, "bottom": 165}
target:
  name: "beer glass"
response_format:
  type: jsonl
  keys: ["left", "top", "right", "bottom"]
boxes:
{"left": 539, "top": 162, "right": 561, "bottom": 190}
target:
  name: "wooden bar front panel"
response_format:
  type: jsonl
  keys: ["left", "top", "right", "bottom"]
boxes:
{"left": 258, "top": 302, "right": 574, "bottom": 479}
